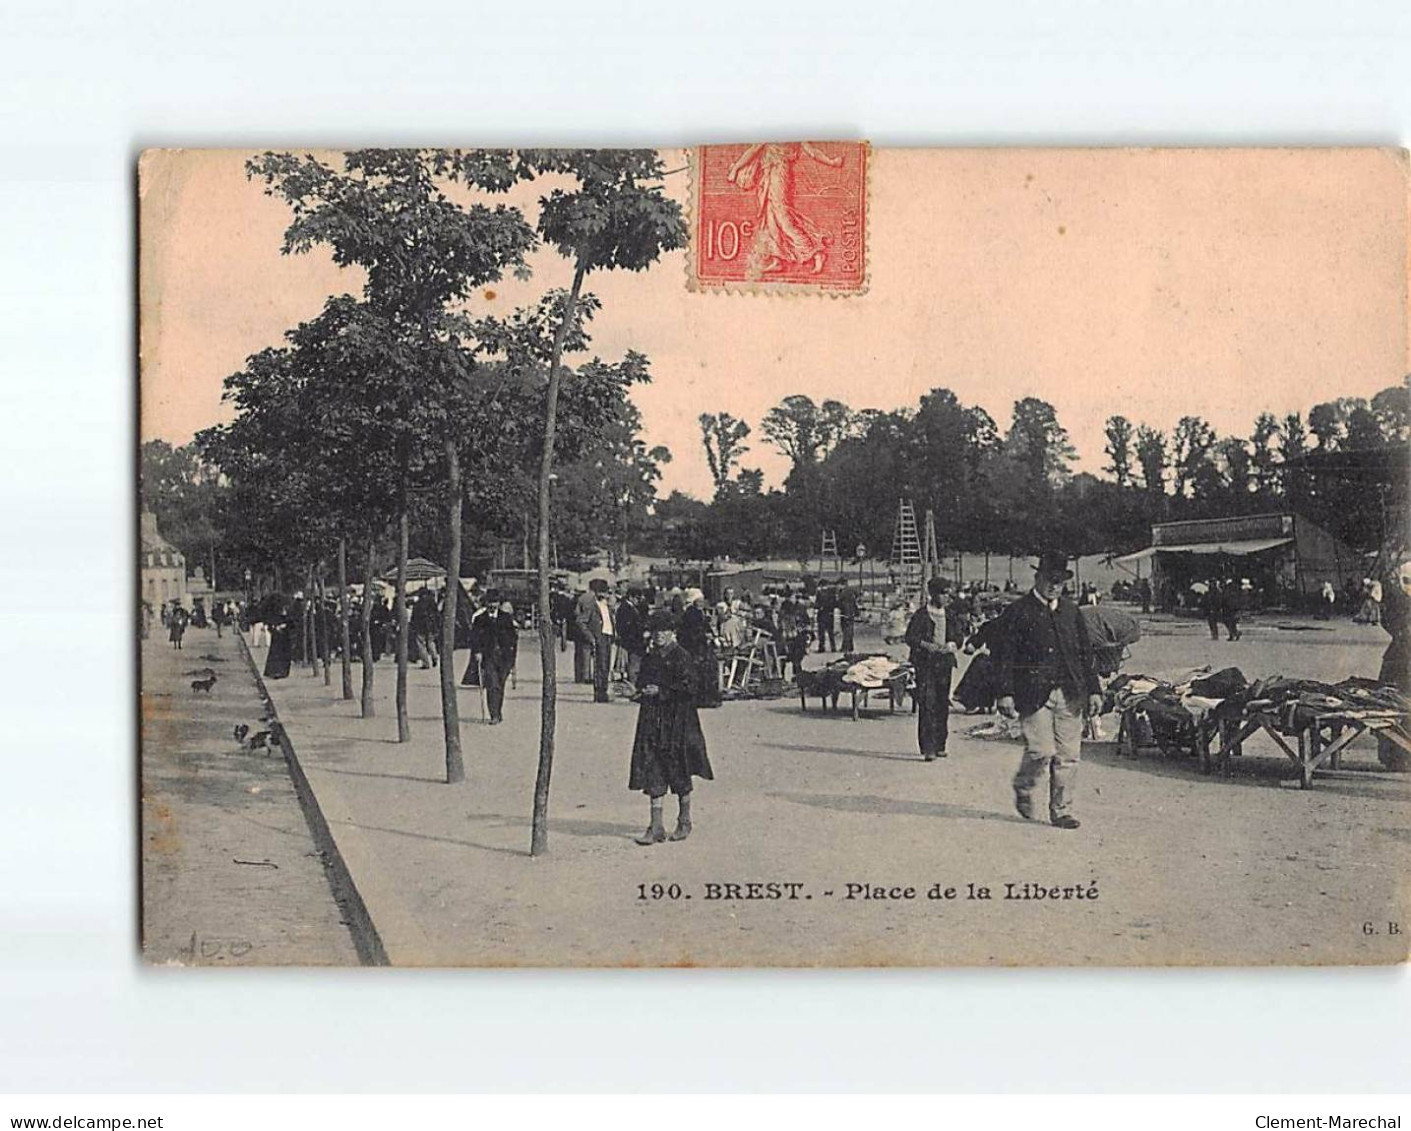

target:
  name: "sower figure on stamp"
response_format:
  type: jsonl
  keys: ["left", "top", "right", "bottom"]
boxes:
{"left": 993, "top": 552, "right": 1103, "bottom": 830}
{"left": 905, "top": 576, "right": 963, "bottom": 761}
{"left": 630, "top": 610, "right": 713, "bottom": 845}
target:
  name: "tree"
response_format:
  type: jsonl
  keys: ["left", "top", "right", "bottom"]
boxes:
{"left": 1371, "top": 380, "right": 1410, "bottom": 443}
{"left": 1282, "top": 412, "right": 1308, "bottom": 458}
{"left": 248, "top": 148, "right": 537, "bottom": 782}
{"left": 1344, "top": 399, "right": 1383, "bottom": 450}
{"left": 1250, "top": 412, "right": 1282, "bottom": 496}
{"left": 1308, "top": 400, "right": 1345, "bottom": 451}
{"left": 761, "top": 394, "right": 855, "bottom": 470}
{"left": 1001, "top": 397, "right": 1075, "bottom": 548}
{"left": 519, "top": 149, "right": 686, "bottom": 857}
{"left": 140, "top": 440, "right": 225, "bottom": 587}
{"left": 1212, "top": 436, "right": 1252, "bottom": 501}
{"left": 1135, "top": 425, "right": 1168, "bottom": 498}
{"left": 698, "top": 412, "right": 751, "bottom": 497}
{"left": 905, "top": 389, "right": 988, "bottom": 550}
{"left": 1102, "top": 415, "right": 1135, "bottom": 487}
{"left": 1171, "top": 415, "right": 1216, "bottom": 497}
{"left": 1005, "top": 397, "right": 1075, "bottom": 488}
{"left": 546, "top": 359, "right": 669, "bottom": 567}
{"left": 734, "top": 468, "right": 765, "bottom": 496}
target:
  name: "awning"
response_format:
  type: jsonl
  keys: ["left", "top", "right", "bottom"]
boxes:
{"left": 381, "top": 557, "right": 447, "bottom": 582}
{"left": 1115, "top": 537, "right": 1293, "bottom": 563}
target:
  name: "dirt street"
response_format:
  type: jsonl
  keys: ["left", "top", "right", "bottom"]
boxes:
{"left": 242, "top": 608, "right": 1411, "bottom": 967}
{"left": 140, "top": 627, "right": 360, "bottom": 965}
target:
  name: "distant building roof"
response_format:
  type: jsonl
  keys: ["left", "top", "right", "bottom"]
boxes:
{"left": 1151, "top": 513, "right": 1294, "bottom": 546}
{"left": 140, "top": 510, "right": 181, "bottom": 558}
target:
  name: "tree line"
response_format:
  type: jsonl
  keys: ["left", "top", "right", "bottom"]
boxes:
{"left": 142, "top": 148, "right": 684, "bottom": 855}
{"left": 139, "top": 148, "right": 1406, "bottom": 851}
{"left": 662, "top": 382, "right": 1409, "bottom": 564}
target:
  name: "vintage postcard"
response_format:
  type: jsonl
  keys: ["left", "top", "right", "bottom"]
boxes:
{"left": 139, "top": 146, "right": 1410, "bottom": 967}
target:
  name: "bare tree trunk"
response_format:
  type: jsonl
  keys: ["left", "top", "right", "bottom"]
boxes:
{"left": 395, "top": 504, "right": 411, "bottom": 743}
{"left": 338, "top": 538, "right": 354, "bottom": 700}
{"left": 360, "top": 537, "right": 377, "bottom": 718}
{"left": 530, "top": 260, "right": 586, "bottom": 856}
{"left": 303, "top": 564, "right": 315, "bottom": 675}
{"left": 320, "top": 571, "right": 332, "bottom": 687}
{"left": 441, "top": 438, "right": 465, "bottom": 784}
{"left": 311, "top": 568, "right": 326, "bottom": 681}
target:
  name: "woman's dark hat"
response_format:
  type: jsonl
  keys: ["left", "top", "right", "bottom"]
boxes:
{"left": 926, "top": 576, "right": 951, "bottom": 596}
{"left": 1033, "top": 551, "right": 1074, "bottom": 581}
{"left": 648, "top": 609, "right": 679, "bottom": 632}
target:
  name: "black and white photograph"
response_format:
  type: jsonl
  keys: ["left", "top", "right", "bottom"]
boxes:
{"left": 138, "top": 145, "right": 1411, "bottom": 967}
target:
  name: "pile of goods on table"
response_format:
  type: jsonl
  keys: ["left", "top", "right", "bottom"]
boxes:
{"left": 798, "top": 654, "right": 914, "bottom": 719}
{"left": 1109, "top": 665, "right": 1410, "bottom": 786}
{"left": 1108, "top": 666, "right": 1246, "bottom": 761}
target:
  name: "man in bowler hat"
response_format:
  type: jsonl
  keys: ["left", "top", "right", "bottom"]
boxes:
{"left": 993, "top": 551, "right": 1103, "bottom": 830}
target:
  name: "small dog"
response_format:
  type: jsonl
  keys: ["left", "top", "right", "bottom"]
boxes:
{"left": 247, "top": 730, "right": 277, "bottom": 754}
{"left": 233, "top": 724, "right": 249, "bottom": 745}
{"left": 191, "top": 673, "right": 217, "bottom": 694}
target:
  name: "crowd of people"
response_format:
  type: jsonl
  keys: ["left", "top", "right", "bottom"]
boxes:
{"left": 147, "top": 597, "right": 243, "bottom": 648}
{"left": 149, "top": 544, "right": 1411, "bottom": 844}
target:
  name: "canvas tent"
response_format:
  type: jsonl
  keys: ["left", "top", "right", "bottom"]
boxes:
{"left": 1114, "top": 512, "right": 1362, "bottom": 610}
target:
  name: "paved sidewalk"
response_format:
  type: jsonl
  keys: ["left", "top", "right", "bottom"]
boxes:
{"left": 246, "top": 616, "right": 1410, "bottom": 967}
{"left": 141, "top": 627, "right": 361, "bottom": 966}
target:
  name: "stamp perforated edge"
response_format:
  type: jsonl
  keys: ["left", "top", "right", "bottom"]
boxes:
{"left": 684, "top": 141, "right": 871, "bottom": 298}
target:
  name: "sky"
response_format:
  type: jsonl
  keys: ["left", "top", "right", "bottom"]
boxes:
{"left": 140, "top": 147, "right": 1409, "bottom": 499}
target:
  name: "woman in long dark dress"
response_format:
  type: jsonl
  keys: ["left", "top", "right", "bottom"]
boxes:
{"left": 167, "top": 605, "right": 188, "bottom": 650}
{"left": 629, "top": 612, "right": 713, "bottom": 845}
{"left": 677, "top": 590, "right": 721, "bottom": 707}
{"left": 262, "top": 594, "right": 293, "bottom": 680}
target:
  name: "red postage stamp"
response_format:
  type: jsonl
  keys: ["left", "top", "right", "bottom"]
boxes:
{"left": 690, "top": 141, "right": 869, "bottom": 294}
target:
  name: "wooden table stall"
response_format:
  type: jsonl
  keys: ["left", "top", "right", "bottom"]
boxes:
{"left": 1115, "top": 700, "right": 1221, "bottom": 765}
{"left": 1212, "top": 703, "right": 1411, "bottom": 789}
{"left": 798, "top": 663, "right": 913, "bottom": 720}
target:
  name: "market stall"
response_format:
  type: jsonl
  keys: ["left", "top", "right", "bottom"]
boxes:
{"left": 798, "top": 654, "right": 914, "bottom": 720}
{"left": 1110, "top": 668, "right": 1410, "bottom": 789}
{"left": 1210, "top": 678, "right": 1411, "bottom": 788}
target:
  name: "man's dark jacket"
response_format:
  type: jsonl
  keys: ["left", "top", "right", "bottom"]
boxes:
{"left": 616, "top": 598, "right": 647, "bottom": 656}
{"left": 904, "top": 604, "right": 964, "bottom": 673}
{"left": 473, "top": 609, "right": 519, "bottom": 672}
{"left": 991, "top": 592, "right": 1101, "bottom": 717}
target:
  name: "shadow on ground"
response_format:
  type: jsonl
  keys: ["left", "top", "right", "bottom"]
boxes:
{"left": 770, "top": 790, "right": 1030, "bottom": 825}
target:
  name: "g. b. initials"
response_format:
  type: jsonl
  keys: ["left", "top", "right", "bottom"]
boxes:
{"left": 1362, "top": 921, "right": 1401, "bottom": 935}
{"left": 703, "top": 220, "right": 754, "bottom": 261}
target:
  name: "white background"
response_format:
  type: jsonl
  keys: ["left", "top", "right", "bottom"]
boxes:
{"left": 1, "top": 0, "right": 1409, "bottom": 1094}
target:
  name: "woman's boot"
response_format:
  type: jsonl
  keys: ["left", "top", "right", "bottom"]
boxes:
{"left": 669, "top": 793, "right": 692, "bottom": 841}
{"left": 635, "top": 797, "right": 666, "bottom": 845}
